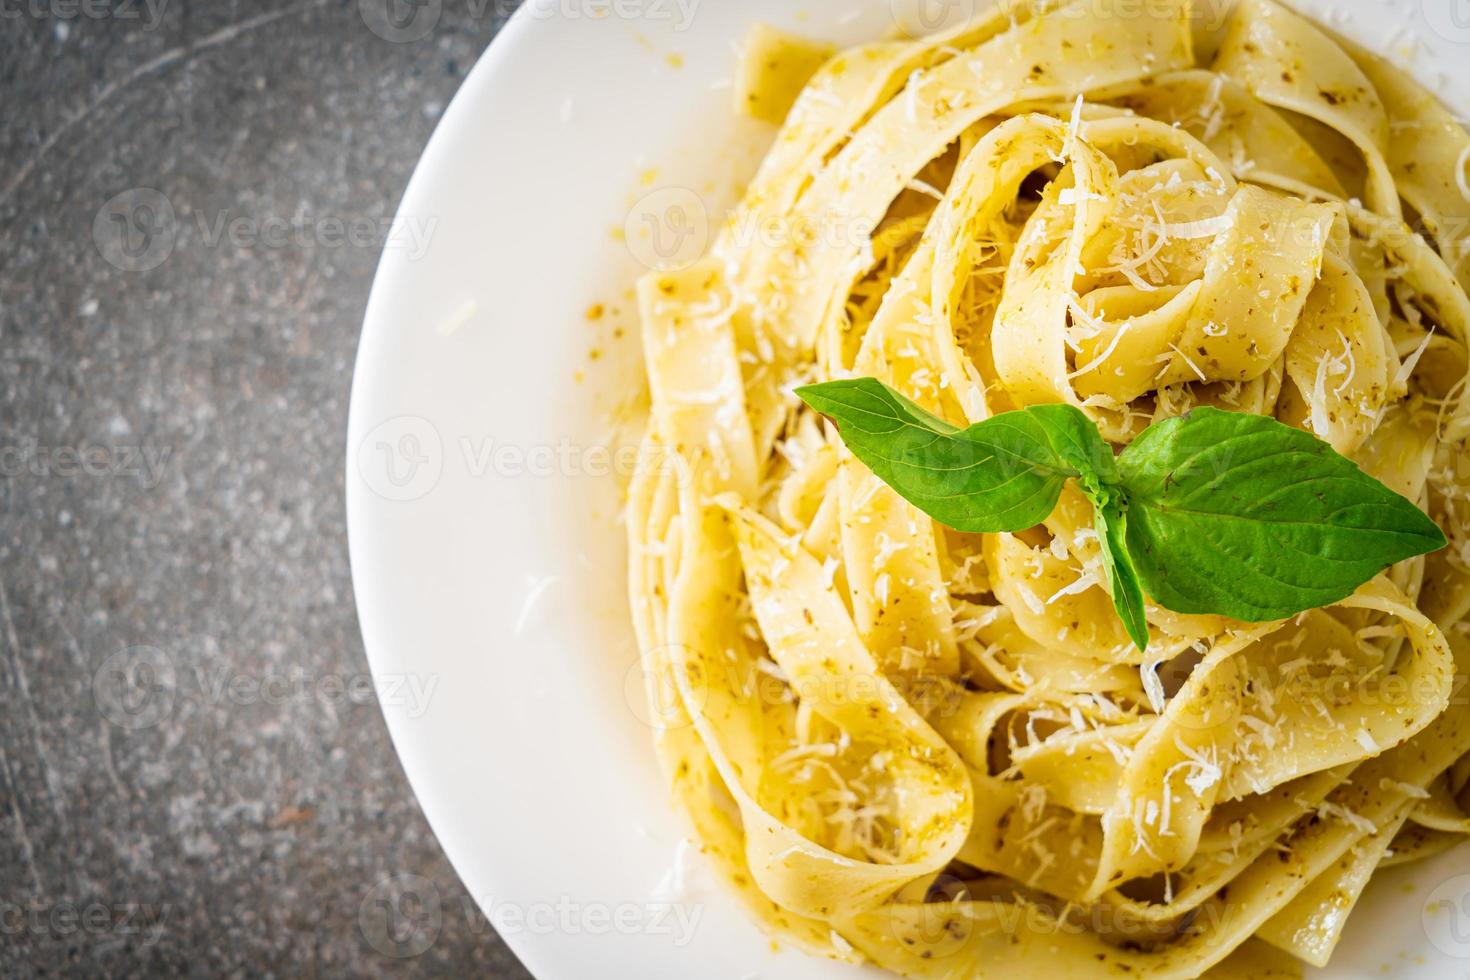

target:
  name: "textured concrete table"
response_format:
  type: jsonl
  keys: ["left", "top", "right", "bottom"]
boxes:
{"left": 1, "top": 2, "right": 531, "bottom": 975}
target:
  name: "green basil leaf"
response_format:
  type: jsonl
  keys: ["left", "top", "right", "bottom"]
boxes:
{"left": 1094, "top": 497, "right": 1151, "bottom": 652}
{"left": 796, "top": 379, "right": 1108, "bottom": 533}
{"left": 1117, "top": 407, "right": 1448, "bottom": 622}
{"left": 1025, "top": 402, "right": 1121, "bottom": 494}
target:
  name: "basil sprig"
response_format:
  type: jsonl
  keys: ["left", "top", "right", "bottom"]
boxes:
{"left": 797, "top": 378, "right": 1447, "bottom": 651}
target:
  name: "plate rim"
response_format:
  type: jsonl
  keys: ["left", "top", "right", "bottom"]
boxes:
{"left": 346, "top": 2, "right": 1470, "bottom": 976}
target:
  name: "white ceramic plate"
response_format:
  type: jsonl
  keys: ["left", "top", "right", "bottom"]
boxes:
{"left": 346, "top": 1, "right": 1470, "bottom": 976}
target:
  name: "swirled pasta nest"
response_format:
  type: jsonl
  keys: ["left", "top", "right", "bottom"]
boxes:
{"left": 626, "top": 0, "right": 1470, "bottom": 974}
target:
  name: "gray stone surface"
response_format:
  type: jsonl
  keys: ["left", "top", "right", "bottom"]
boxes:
{"left": 0, "top": 2, "right": 532, "bottom": 975}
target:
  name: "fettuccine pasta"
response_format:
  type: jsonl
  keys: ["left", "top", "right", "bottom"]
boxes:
{"left": 625, "top": 1, "right": 1470, "bottom": 974}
